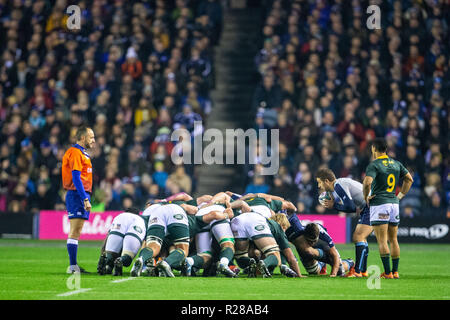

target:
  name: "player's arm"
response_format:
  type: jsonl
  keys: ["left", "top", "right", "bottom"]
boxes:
{"left": 363, "top": 163, "right": 377, "bottom": 204}
{"left": 238, "top": 193, "right": 257, "bottom": 201}
{"left": 225, "top": 191, "right": 242, "bottom": 200}
{"left": 281, "top": 200, "right": 297, "bottom": 213}
{"left": 203, "top": 208, "right": 234, "bottom": 224}
{"left": 230, "top": 199, "right": 251, "bottom": 212}
{"left": 197, "top": 194, "right": 213, "bottom": 204}
{"left": 363, "top": 176, "right": 374, "bottom": 204}
{"left": 180, "top": 203, "right": 198, "bottom": 215}
{"left": 328, "top": 246, "right": 341, "bottom": 277}
{"left": 258, "top": 193, "right": 285, "bottom": 201}
{"left": 397, "top": 165, "right": 414, "bottom": 200}
{"left": 209, "top": 192, "right": 231, "bottom": 204}
{"left": 331, "top": 184, "right": 356, "bottom": 213}
{"left": 165, "top": 192, "right": 193, "bottom": 202}
{"left": 281, "top": 247, "right": 303, "bottom": 277}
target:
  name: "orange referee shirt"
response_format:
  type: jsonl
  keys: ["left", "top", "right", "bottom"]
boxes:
{"left": 62, "top": 144, "right": 93, "bottom": 193}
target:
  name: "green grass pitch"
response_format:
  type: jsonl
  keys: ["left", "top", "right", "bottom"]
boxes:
{"left": 0, "top": 240, "right": 449, "bottom": 300}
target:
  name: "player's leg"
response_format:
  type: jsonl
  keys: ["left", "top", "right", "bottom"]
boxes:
{"left": 114, "top": 233, "right": 143, "bottom": 276}
{"left": 159, "top": 224, "right": 190, "bottom": 277}
{"left": 370, "top": 204, "right": 393, "bottom": 278}
{"left": 183, "top": 231, "right": 212, "bottom": 276}
{"left": 388, "top": 224, "right": 400, "bottom": 278}
{"left": 372, "top": 224, "right": 392, "bottom": 278}
{"left": 104, "top": 232, "right": 124, "bottom": 274}
{"left": 388, "top": 204, "right": 400, "bottom": 278}
{"left": 234, "top": 239, "right": 252, "bottom": 276}
{"left": 133, "top": 225, "right": 164, "bottom": 276}
{"left": 253, "top": 236, "right": 281, "bottom": 278}
{"left": 211, "top": 222, "right": 236, "bottom": 277}
{"left": 352, "top": 206, "right": 373, "bottom": 276}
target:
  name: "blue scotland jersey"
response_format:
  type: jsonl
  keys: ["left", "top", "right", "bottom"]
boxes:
{"left": 331, "top": 178, "right": 366, "bottom": 213}
{"left": 285, "top": 214, "right": 335, "bottom": 249}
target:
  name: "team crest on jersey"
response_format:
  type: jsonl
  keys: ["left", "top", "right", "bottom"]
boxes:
{"left": 133, "top": 226, "right": 143, "bottom": 233}
{"left": 254, "top": 224, "right": 265, "bottom": 231}
{"left": 112, "top": 223, "right": 121, "bottom": 230}
{"left": 150, "top": 217, "right": 158, "bottom": 224}
{"left": 173, "top": 214, "right": 184, "bottom": 220}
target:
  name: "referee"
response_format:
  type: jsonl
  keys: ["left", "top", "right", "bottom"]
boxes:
{"left": 62, "top": 126, "right": 95, "bottom": 273}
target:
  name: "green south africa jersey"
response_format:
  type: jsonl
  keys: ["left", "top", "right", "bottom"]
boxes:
{"left": 245, "top": 197, "right": 283, "bottom": 212}
{"left": 187, "top": 215, "right": 208, "bottom": 237}
{"left": 365, "top": 155, "right": 409, "bottom": 207}
{"left": 266, "top": 219, "right": 290, "bottom": 250}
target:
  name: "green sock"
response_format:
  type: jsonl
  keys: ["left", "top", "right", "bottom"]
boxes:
{"left": 219, "top": 247, "right": 234, "bottom": 265}
{"left": 192, "top": 255, "right": 205, "bottom": 269}
{"left": 140, "top": 248, "right": 154, "bottom": 264}
{"left": 381, "top": 254, "right": 391, "bottom": 274}
{"left": 263, "top": 254, "right": 279, "bottom": 270}
{"left": 280, "top": 254, "right": 287, "bottom": 265}
{"left": 236, "top": 256, "right": 251, "bottom": 268}
{"left": 392, "top": 257, "right": 399, "bottom": 273}
{"left": 165, "top": 249, "right": 186, "bottom": 268}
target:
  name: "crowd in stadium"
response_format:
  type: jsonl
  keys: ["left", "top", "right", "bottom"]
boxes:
{"left": 0, "top": 0, "right": 222, "bottom": 213}
{"left": 247, "top": 0, "right": 449, "bottom": 219}
{"left": 0, "top": 0, "right": 448, "bottom": 220}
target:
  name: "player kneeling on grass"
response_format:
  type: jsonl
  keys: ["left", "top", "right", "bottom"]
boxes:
{"left": 97, "top": 208, "right": 148, "bottom": 276}
{"left": 286, "top": 216, "right": 354, "bottom": 277}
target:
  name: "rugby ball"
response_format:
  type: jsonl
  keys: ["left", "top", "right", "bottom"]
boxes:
{"left": 318, "top": 191, "right": 332, "bottom": 206}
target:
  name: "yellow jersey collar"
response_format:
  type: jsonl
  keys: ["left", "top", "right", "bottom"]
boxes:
{"left": 376, "top": 155, "right": 389, "bottom": 160}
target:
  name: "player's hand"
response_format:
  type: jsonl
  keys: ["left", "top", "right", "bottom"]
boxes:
{"left": 84, "top": 199, "right": 91, "bottom": 212}
{"left": 365, "top": 195, "right": 375, "bottom": 204}
{"left": 323, "top": 198, "right": 334, "bottom": 209}
{"left": 241, "top": 202, "right": 251, "bottom": 213}
{"left": 224, "top": 207, "right": 234, "bottom": 220}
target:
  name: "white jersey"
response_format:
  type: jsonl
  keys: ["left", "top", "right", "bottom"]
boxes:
{"left": 110, "top": 212, "right": 146, "bottom": 236}
{"left": 332, "top": 178, "right": 366, "bottom": 210}
{"left": 142, "top": 203, "right": 162, "bottom": 216}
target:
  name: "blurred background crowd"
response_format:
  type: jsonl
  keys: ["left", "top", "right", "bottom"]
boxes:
{"left": 0, "top": 0, "right": 448, "bottom": 220}
{"left": 0, "top": 0, "right": 222, "bottom": 213}
{"left": 246, "top": 0, "right": 449, "bottom": 219}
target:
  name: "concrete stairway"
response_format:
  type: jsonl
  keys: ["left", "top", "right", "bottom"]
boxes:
{"left": 194, "top": 7, "right": 263, "bottom": 196}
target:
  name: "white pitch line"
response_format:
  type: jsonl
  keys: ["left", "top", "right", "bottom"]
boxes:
{"left": 57, "top": 288, "right": 92, "bottom": 297}
{"left": 111, "top": 277, "right": 136, "bottom": 283}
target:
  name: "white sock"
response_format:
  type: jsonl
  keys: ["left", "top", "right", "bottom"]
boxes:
{"left": 220, "top": 257, "right": 229, "bottom": 266}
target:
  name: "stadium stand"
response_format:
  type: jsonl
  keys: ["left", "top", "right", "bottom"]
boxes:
{"left": 0, "top": 0, "right": 222, "bottom": 213}
{"left": 247, "top": 0, "right": 449, "bottom": 218}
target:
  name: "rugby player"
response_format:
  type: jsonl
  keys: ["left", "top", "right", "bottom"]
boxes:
{"left": 316, "top": 168, "right": 372, "bottom": 277}
{"left": 363, "top": 138, "right": 413, "bottom": 279}
{"left": 194, "top": 192, "right": 237, "bottom": 277}
{"left": 132, "top": 201, "right": 197, "bottom": 277}
{"left": 97, "top": 208, "right": 147, "bottom": 276}
{"left": 230, "top": 210, "right": 300, "bottom": 278}
{"left": 286, "top": 216, "right": 354, "bottom": 277}
{"left": 232, "top": 193, "right": 297, "bottom": 219}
